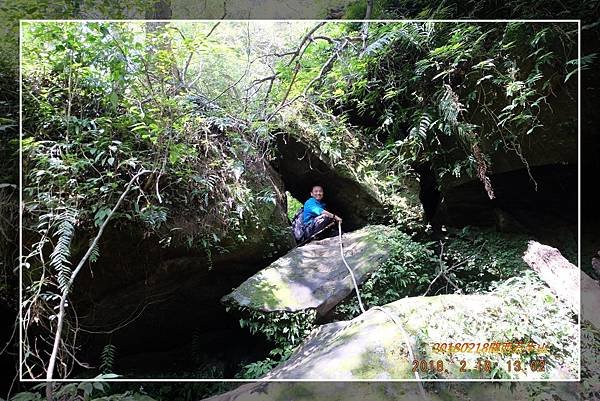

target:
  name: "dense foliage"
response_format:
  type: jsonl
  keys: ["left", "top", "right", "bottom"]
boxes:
{"left": 274, "top": 21, "right": 579, "bottom": 213}
{"left": 228, "top": 306, "right": 317, "bottom": 379}
{"left": 20, "top": 21, "right": 303, "bottom": 379}
{"left": 441, "top": 226, "right": 529, "bottom": 292}
{"left": 335, "top": 226, "right": 531, "bottom": 320}
{"left": 335, "top": 229, "right": 439, "bottom": 318}
{"left": 14, "top": 15, "right": 584, "bottom": 394}
{"left": 346, "top": 0, "right": 599, "bottom": 20}
{"left": 22, "top": 22, "right": 285, "bottom": 250}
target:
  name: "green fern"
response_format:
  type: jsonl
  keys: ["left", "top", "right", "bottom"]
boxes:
{"left": 365, "top": 23, "right": 431, "bottom": 56}
{"left": 409, "top": 112, "right": 432, "bottom": 139}
{"left": 49, "top": 208, "right": 77, "bottom": 292}
{"left": 100, "top": 343, "right": 117, "bottom": 373}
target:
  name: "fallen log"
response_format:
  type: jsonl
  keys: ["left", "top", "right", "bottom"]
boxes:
{"left": 523, "top": 240, "right": 600, "bottom": 328}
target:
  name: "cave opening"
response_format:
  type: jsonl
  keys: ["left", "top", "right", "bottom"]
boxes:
{"left": 436, "top": 163, "right": 578, "bottom": 258}
{"left": 414, "top": 163, "right": 442, "bottom": 229}
{"left": 272, "top": 133, "right": 388, "bottom": 232}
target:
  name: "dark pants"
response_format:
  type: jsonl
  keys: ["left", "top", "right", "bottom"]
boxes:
{"left": 304, "top": 214, "right": 334, "bottom": 240}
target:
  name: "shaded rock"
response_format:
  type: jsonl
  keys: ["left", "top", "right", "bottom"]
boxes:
{"left": 222, "top": 225, "right": 392, "bottom": 317}
{"left": 435, "top": 164, "right": 579, "bottom": 269}
{"left": 201, "top": 381, "right": 583, "bottom": 401}
{"left": 263, "top": 294, "right": 499, "bottom": 380}
{"left": 169, "top": 0, "right": 355, "bottom": 19}
{"left": 202, "top": 382, "right": 436, "bottom": 401}
{"left": 70, "top": 160, "right": 295, "bottom": 376}
{"left": 592, "top": 251, "right": 600, "bottom": 277}
{"left": 264, "top": 308, "right": 416, "bottom": 380}
{"left": 438, "top": 164, "right": 577, "bottom": 232}
{"left": 436, "top": 71, "right": 577, "bottom": 193}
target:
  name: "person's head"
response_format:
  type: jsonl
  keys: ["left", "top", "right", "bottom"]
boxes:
{"left": 310, "top": 185, "right": 324, "bottom": 201}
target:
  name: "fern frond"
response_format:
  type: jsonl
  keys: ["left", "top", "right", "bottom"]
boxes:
{"left": 409, "top": 112, "right": 433, "bottom": 139}
{"left": 100, "top": 343, "right": 117, "bottom": 373}
{"left": 438, "top": 84, "right": 464, "bottom": 128}
{"left": 365, "top": 23, "right": 431, "bottom": 56}
{"left": 49, "top": 208, "right": 77, "bottom": 292}
{"left": 89, "top": 239, "right": 100, "bottom": 263}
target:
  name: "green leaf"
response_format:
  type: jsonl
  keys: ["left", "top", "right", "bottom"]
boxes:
{"left": 92, "top": 382, "right": 105, "bottom": 391}
{"left": 77, "top": 382, "right": 94, "bottom": 396}
{"left": 93, "top": 373, "right": 121, "bottom": 379}
{"left": 9, "top": 393, "right": 41, "bottom": 401}
{"left": 94, "top": 206, "right": 112, "bottom": 227}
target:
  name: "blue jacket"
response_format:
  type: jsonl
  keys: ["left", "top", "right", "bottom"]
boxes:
{"left": 303, "top": 197, "right": 326, "bottom": 225}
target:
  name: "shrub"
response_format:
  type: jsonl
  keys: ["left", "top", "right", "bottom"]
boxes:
{"left": 441, "top": 226, "right": 530, "bottom": 293}
{"left": 227, "top": 305, "right": 317, "bottom": 379}
{"left": 335, "top": 228, "right": 439, "bottom": 319}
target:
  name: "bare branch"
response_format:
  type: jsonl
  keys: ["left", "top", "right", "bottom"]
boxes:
{"left": 362, "top": 0, "right": 374, "bottom": 50}
{"left": 208, "top": 22, "right": 251, "bottom": 105}
{"left": 255, "top": 50, "right": 297, "bottom": 59}
{"left": 287, "top": 22, "right": 326, "bottom": 66}
{"left": 312, "top": 35, "right": 336, "bottom": 44}
{"left": 249, "top": 75, "right": 277, "bottom": 87}
{"left": 206, "top": 21, "right": 222, "bottom": 38}
{"left": 278, "top": 62, "right": 301, "bottom": 107}
{"left": 46, "top": 169, "right": 154, "bottom": 380}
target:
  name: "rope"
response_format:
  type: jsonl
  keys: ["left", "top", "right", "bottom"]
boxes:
{"left": 336, "top": 221, "right": 428, "bottom": 401}
{"left": 370, "top": 306, "right": 428, "bottom": 400}
{"left": 338, "top": 222, "right": 366, "bottom": 314}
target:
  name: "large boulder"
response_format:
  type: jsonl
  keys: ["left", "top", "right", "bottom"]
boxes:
{"left": 221, "top": 225, "right": 392, "bottom": 317}
{"left": 202, "top": 382, "right": 437, "bottom": 401}
{"left": 262, "top": 276, "right": 578, "bottom": 380}
{"left": 201, "top": 381, "right": 583, "bottom": 401}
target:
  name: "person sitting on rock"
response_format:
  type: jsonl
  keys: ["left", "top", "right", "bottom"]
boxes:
{"left": 302, "top": 185, "right": 342, "bottom": 241}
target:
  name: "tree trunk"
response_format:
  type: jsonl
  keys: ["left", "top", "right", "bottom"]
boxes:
{"left": 523, "top": 240, "right": 600, "bottom": 328}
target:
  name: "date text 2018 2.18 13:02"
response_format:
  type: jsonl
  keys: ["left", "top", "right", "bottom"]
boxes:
{"left": 412, "top": 358, "right": 546, "bottom": 374}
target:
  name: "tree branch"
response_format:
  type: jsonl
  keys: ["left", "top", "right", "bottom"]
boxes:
{"left": 362, "top": 0, "right": 374, "bottom": 50}
{"left": 46, "top": 169, "right": 154, "bottom": 380}
{"left": 303, "top": 38, "right": 348, "bottom": 97}
{"left": 287, "top": 22, "right": 326, "bottom": 66}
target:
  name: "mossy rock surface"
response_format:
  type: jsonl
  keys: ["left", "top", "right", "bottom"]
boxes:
{"left": 201, "top": 379, "right": 583, "bottom": 401}
{"left": 221, "top": 225, "right": 392, "bottom": 316}
{"left": 263, "top": 287, "right": 578, "bottom": 380}
{"left": 202, "top": 382, "right": 439, "bottom": 401}
{"left": 262, "top": 294, "right": 499, "bottom": 380}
